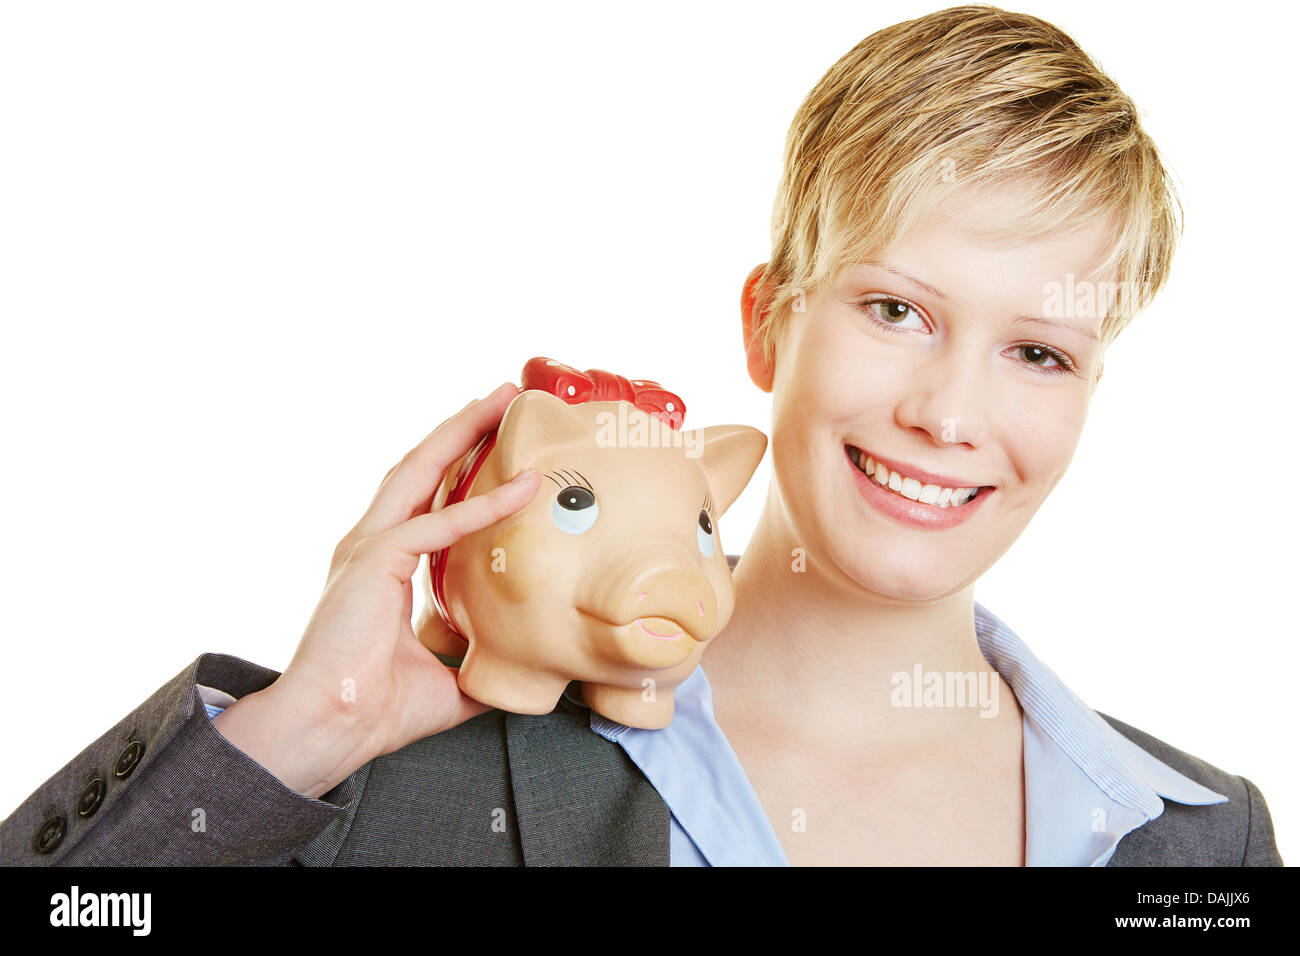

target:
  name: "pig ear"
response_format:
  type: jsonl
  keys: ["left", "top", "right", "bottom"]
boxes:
{"left": 495, "top": 390, "right": 590, "bottom": 478}
{"left": 689, "top": 424, "right": 767, "bottom": 516}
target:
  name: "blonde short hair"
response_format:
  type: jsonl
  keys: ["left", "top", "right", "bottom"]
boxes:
{"left": 753, "top": 4, "right": 1181, "bottom": 365}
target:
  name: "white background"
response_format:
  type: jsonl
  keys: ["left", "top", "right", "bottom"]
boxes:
{"left": 2, "top": 0, "right": 1295, "bottom": 864}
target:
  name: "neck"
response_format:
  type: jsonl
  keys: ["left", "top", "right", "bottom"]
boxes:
{"left": 702, "top": 482, "right": 1012, "bottom": 744}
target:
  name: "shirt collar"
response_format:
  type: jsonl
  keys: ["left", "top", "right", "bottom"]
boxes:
{"left": 974, "top": 601, "right": 1228, "bottom": 866}
{"left": 972, "top": 599, "right": 1227, "bottom": 814}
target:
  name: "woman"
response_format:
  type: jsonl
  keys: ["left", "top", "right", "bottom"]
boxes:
{"left": 2, "top": 5, "right": 1281, "bottom": 866}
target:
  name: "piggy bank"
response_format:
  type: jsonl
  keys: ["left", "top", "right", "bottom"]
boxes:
{"left": 422, "top": 357, "right": 766, "bottom": 728}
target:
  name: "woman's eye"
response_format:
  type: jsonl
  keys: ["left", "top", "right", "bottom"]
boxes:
{"left": 863, "top": 298, "right": 927, "bottom": 332}
{"left": 551, "top": 486, "right": 599, "bottom": 534}
{"left": 1020, "top": 345, "right": 1057, "bottom": 367}
{"left": 1016, "top": 344, "right": 1073, "bottom": 374}
{"left": 697, "top": 509, "right": 715, "bottom": 557}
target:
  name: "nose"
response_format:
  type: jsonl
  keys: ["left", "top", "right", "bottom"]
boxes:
{"left": 893, "top": 342, "right": 991, "bottom": 450}
{"left": 584, "top": 548, "right": 718, "bottom": 643}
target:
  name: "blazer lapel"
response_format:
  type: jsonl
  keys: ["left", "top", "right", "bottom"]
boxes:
{"left": 505, "top": 699, "right": 670, "bottom": 866}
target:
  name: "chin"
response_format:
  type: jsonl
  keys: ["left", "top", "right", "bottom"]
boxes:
{"left": 830, "top": 530, "right": 974, "bottom": 603}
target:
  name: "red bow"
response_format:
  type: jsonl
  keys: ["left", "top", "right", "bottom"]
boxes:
{"left": 521, "top": 356, "right": 686, "bottom": 429}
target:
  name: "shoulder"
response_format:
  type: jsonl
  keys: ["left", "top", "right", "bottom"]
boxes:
{"left": 1098, "top": 712, "right": 1244, "bottom": 795}
{"left": 1096, "top": 711, "right": 1283, "bottom": 866}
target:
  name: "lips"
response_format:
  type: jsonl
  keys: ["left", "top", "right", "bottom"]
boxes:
{"left": 847, "top": 445, "right": 982, "bottom": 507}
{"left": 846, "top": 443, "right": 990, "bottom": 492}
{"left": 845, "top": 443, "right": 994, "bottom": 529}
{"left": 576, "top": 607, "right": 700, "bottom": 643}
{"left": 635, "top": 616, "right": 685, "bottom": 640}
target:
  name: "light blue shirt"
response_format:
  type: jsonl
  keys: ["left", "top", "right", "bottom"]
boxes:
{"left": 201, "top": 599, "right": 1227, "bottom": 865}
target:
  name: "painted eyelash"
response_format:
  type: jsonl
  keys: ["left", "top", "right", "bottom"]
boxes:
{"left": 545, "top": 471, "right": 714, "bottom": 522}
{"left": 855, "top": 297, "right": 1077, "bottom": 377}
{"left": 544, "top": 469, "right": 594, "bottom": 491}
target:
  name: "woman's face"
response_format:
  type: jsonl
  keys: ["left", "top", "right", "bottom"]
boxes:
{"left": 747, "top": 185, "right": 1111, "bottom": 602}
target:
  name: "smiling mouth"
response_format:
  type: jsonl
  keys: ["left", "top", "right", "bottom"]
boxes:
{"left": 845, "top": 444, "right": 989, "bottom": 508}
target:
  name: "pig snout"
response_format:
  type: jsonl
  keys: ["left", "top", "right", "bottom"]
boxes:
{"left": 580, "top": 550, "right": 719, "bottom": 645}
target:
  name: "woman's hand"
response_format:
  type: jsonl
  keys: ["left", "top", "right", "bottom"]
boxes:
{"left": 212, "top": 381, "right": 541, "bottom": 798}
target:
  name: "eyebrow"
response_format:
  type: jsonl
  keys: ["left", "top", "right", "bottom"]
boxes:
{"left": 858, "top": 261, "right": 1101, "bottom": 343}
{"left": 862, "top": 262, "right": 948, "bottom": 300}
{"left": 1013, "top": 314, "right": 1100, "bottom": 343}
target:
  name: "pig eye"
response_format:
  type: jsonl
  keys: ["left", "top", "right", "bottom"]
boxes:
{"left": 697, "top": 509, "right": 715, "bottom": 557}
{"left": 551, "top": 485, "right": 599, "bottom": 534}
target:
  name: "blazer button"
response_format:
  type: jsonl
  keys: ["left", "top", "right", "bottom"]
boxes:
{"left": 114, "top": 740, "right": 145, "bottom": 779}
{"left": 77, "top": 776, "right": 106, "bottom": 817}
{"left": 32, "top": 814, "right": 66, "bottom": 854}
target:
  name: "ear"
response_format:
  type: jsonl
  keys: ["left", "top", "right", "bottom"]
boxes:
{"left": 689, "top": 423, "right": 768, "bottom": 516}
{"left": 495, "top": 390, "right": 588, "bottom": 479}
{"left": 742, "top": 263, "right": 776, "bottom": 393}
{"left": 1090, "top": 357, "right": 1104, "bottom": 396}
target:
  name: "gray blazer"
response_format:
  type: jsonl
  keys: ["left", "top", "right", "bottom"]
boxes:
{"left": 1, "top": 653, "right": 1283, "bottom": 866}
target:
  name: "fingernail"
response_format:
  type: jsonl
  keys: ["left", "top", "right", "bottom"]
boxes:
{"left": 508, "top": 468, "right": 536, "bottom": 484}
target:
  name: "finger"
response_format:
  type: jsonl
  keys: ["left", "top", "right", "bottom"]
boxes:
{"left": 418, "top": 550, "right": 436, "bottom": 609}
{"left": 351, "top": 381, "right": 520, "bottom": 542}
{"left": 362, "top": 468, "right": 541, "bottom": 581}
{"left": 396, "top": 382, "right": 520, "bottom": 520}
{"left": 400, "top": 575, "right": 413, "bottom": 632}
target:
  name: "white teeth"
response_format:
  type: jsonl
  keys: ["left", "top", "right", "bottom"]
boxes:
{"left": 849, "top": 445, "right": 983, "bottom": 508}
